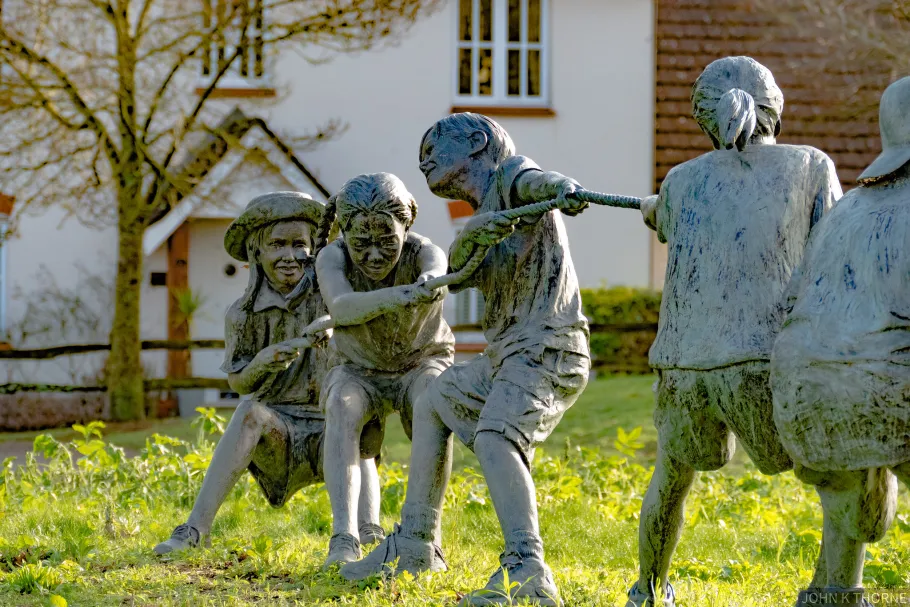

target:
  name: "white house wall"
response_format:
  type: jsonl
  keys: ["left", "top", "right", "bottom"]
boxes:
{"left": 255, "top": 0, "right": 656, "bottom": 288}
{"left": 2, "top": 0, "right": 656, "bottom": 385}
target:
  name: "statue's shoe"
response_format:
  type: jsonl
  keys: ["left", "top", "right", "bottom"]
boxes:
{"left": 625, "top": 582, "right": 676, "bottom": 607}
{"left": 153, "top": 524, "right": 209, "bottom": 555}
{"left": 458, "top": 554, "right": 560, "bottom": 606}
{"left": 340, "top": 523, "right": 447, "bottom": 581}
{"left": 359, "top": 523, "right": 386, "bottom": 546}
{"left": 323, "top": 533, "right": 361, "bottom": 570}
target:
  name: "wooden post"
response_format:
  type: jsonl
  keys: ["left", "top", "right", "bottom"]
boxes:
{"left": 162, "top": 221, "right": 190, "bottom": 416}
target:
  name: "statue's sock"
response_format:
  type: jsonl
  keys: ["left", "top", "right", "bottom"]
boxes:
{"left": 505, "top": 529, "right": 544, "bottom": 561}
{"left": 400, "top": 503, "right": 439, "bottom": 543}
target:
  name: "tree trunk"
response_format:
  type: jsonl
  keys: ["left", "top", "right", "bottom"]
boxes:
{"left": 107, "top": 196, "right": 146, "bottom": 421}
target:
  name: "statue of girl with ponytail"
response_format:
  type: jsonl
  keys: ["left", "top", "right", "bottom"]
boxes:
{"left": 629, "top": 56, "right": 843, "bottom": 607}
{"left": 313, "top": 172, "right": 455, "bottom": 569}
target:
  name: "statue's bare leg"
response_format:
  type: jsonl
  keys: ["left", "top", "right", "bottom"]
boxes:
{"left": 154, "top": 400, "right": 286, "bottom": 554}
{"left": 815, "top": 468, "right": 896, "bottom": 603}
{"left": 358, "top": 457, "right": 383, "bottom": 544}
{"left": 634, "top": 447, "right": 696, "bottom": 599}
{"left": 339, "top": 386, "right": 452, "bottom": 581}
{"left": 401, "top": 367, "right": 450, "bottom": 544}
{"left": 323, "top": 381, "right": 371, "bottom": 566}
{"left": 188, "top": 400, "right": 286, "bottom": 535}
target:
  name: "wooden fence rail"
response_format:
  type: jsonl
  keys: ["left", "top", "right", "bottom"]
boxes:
{"left": 0, "top": 377, "right": 230, "bottom": 395}
{"left": 0, "top": 339, "right": 226, "bottom": 360}
{"left": 0, "top": 322, "right": 659, "bottom": 394}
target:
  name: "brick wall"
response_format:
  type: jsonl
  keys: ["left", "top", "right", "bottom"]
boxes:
{"left": 655, "top": 0, "right": 888, "bottom": 192}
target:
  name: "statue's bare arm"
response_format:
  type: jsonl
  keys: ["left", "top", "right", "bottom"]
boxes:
{"left": 228, "top": 340, "right": 308, "bottom": 395}
{"left": 414, "top": 241, "right": 449, "bottom": 302}
{"left": 315, "top": 244, "right": 416, "bottom": 326}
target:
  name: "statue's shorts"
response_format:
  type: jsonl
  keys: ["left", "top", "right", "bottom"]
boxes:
{"left": 772, "top": 359, "right": 910, "bottom": 473}
{"left": 248, "top": 405, "right": 326, "bottom": 508}
{"left": 319, "top": 354, "right": 452, "bottom": 458}
{"left": 426, "top": 347, "right": 590, "bottom": 464}
{"left": 654, "top": 361, "right": 793, "bottom": 474}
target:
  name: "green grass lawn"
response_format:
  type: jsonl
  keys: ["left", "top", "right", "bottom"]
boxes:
{"left": 0, "top": 374, "right": 907, "bottom": 606}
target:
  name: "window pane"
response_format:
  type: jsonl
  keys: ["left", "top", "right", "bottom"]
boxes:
{"left": 508, "top": 0, "right": 521, "bottom": 42}
{"left": 456, "top": 290, "right": 470, "bottom": 325}
{"left": 478, "top": 48, "right": 493, "bottom": 96}
{"left": 528, "top": 0, "right": 541, "bottom": 43}
{"left": 479, "top": 0, "right": 492, "bottom": 42}
{"left": 458, "top": 48, "right": 473, "bottom": 95}
{"left": 527, "top": 49, "right": 541, "bottom": 96}
{"left": 475, "top": 290, "right": 485, "bottom": 322}
{"left": 507, "top": 49, "right": 520, "bottom": 96}
{"left": 458, "top": 0, "right": 472, "bottom": 41}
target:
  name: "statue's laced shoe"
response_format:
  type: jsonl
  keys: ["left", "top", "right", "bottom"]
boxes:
{"left": 323, "top": 533, "right": 361, "bottom": 570}
{"left": 153, "top": 524, "right": 208, "bottom": 555}
{"left": 340, "top": 523, "right": 447, "bottom": 581}
{"left": 459, "top": 553, "right": 561, "bottom": 606}
{"left": 359, "top": 523, "right": 386, "bottom": 546}
{"left": 625, "top": 582, "right": 676, "bottom": 607}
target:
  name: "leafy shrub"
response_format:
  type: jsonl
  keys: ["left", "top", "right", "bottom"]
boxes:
{"left": 580, "top": 286, "right": 662, "bottom": 374}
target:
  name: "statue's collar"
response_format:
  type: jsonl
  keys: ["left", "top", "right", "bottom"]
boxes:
{"left": 253, "top": 281, "right": 292, "bottom": 312}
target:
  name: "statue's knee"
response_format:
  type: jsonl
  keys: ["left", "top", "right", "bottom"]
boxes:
{"left": 325, "top": 383, "right": 369, "bottom": 421}
{"left": 681, "top": 441, "right": 732, "bottom": 472}
{"left": 821, "top": 469, "right": 897, "bottom": 543}
{"left": 235, "top": 400, "right": 267, "bottom": 430}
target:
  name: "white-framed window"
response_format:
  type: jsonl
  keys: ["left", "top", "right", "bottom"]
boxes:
{"left": 454, "top": 287, "right": 485, "bottom": 326}
{"left": 199, "top": 0, "right": 268, "bottom": 87}
{"left": 454, "top": 0, "right": 549, "bottom": 106}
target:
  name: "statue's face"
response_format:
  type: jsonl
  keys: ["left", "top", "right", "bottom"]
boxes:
{"left": 344, "top": 213, "right": 407, "bottom": 281}
{"left": 258, "top": 220, "right": 313, "bottom": 295}
{"left": 418, "top": 130, "right": 473, "bottom": 199}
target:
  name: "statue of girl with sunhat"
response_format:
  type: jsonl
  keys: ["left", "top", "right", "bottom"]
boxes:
{"left": 771, "top": 76, "right": 910, "bottom": 607}
{"left": 153, "top": 191, "right": 384, "bottom": 555}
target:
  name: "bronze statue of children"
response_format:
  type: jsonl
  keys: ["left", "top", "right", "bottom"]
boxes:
{"left": 153, "top": 192, "right": 382, "bottom": 555}
{"left": 771, "top": 76, "right": 910, "bottom": 607}
{"left": 313, "top": 173, "right": 455, "bottom": 568}
{"left": 629, "top": 57, "right": 842, "bottom": 606}
{"left": 342, "top": 113, "right": 591, "bottom": 607}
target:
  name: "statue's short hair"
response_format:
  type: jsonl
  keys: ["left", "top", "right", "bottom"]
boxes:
{"left": 421, "top": 112, "right": 516, "bottom": 165}
{"left": 313, "top": 173, "right": 417, "bottom": 254}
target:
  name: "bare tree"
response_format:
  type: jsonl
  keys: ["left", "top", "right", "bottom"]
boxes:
{"left": 0, "top": 0, "right": 441, "bottom": 420}
{"left": 756, "top": 0, "right": 908, "bottom": 120}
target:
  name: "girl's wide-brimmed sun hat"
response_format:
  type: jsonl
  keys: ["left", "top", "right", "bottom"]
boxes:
{"left": 859, "top": 76, "right": 910, "bottom": 183}
{"left": 224, "top": 191, "right": 325, "bottom": 262}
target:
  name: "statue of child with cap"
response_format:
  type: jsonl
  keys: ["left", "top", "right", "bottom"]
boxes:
{"left": 340, "top": 113, "right": 591, "bottom": 607}
{"left": 153, "top": 191, "right": 384, "bottom": 555}
{"left": 770, "top": 76, "right": 910, "bottom": 607}
{"left": 629, "top": 56, "right": 842, "bottom": 607}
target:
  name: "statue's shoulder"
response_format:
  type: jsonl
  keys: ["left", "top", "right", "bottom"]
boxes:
{"left": 406, "top": 231, "right": 434, "bottom": 248}
{"left": 773, "top": 143, "right": 834, "bottom": 164}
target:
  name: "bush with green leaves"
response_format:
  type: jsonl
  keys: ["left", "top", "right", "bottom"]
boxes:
{"left": 581, "top": 286, "right": 661, "bottom": 373}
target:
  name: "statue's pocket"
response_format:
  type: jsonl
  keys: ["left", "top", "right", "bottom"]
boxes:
{"left": 541, "top": 348, "right": 589, "bottom": 397}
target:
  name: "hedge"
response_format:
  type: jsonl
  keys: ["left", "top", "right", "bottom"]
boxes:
{"left": 580, "top": 286, "right": 661, "bottom": 374}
